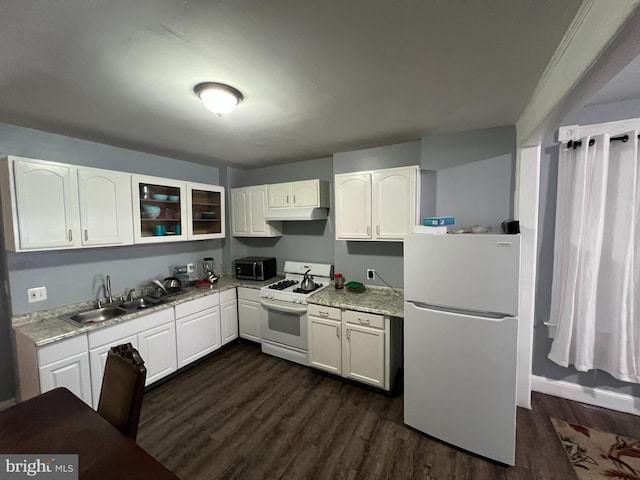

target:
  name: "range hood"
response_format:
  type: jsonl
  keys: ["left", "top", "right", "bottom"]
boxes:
{"left": 264, "top": 207, "right": 329, "bottom": 221}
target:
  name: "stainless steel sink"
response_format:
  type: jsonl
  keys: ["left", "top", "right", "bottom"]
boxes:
{"left": 60, "top": 291, "right": 182, "bottom": 328}
{"left": 61, "top": 304, "right": 124, "bottom": 326}
{"left": 117, "top": 296, "right": 162, "bottom": 312}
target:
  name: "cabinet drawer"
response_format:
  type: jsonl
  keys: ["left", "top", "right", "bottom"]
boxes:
{"left": 308, "top": 304, "right": 341, "bottom": 321}
{"left": 343, "top": 310, "right": 385, "bottom": 329}
{"left": 237, "top": 286, "right": 260, "bottom": 302}
{"left": 175, "top": 293, "right": 219, "bottom": 319}
{"left": 38, "top": 334, "right": 88, "bottom": 367}
{"left": 219, "top": 287, "right": 237, "bottom": 303}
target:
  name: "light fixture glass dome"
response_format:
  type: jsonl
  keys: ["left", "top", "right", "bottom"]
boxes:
{"left": 194, "top": 82, "right": 243, "bottom": 116}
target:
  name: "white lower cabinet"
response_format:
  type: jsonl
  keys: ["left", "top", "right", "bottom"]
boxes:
{"left": 307, "top": 304, "right": 400, "bottom": 391}
{"left": 342, "top": 324, "right": 385, "bottom": 388}
{"left": 238, "top": 287, "right": 261, "bottom": 343}
{"left": 175, "top": 294, "right": 221, "bottom": 369}
{"left": 220, "top": 288, "right": 238, "bottom": 345}
{"left": 309, "top": 317, "right": 342, "bottom": 374}
{"left": 88, "top": 308, "right": 177, "bottom": 408}
{"left": 37, "top": 335, "right": 92, "bottom": 406}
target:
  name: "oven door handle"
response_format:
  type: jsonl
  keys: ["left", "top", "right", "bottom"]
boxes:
{"left": 261, "top": 299, "right": 308, "bottom": 314}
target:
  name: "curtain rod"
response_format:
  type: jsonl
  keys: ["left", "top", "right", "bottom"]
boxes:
{"left": 566, "top": 134, "right": 640, "bottom": 149}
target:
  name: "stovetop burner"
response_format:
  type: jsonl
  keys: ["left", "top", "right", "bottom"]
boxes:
{"left": 268, "top": 279, "right": 298, "bottom": 290}
{"left": 292, "top": 283, "right": 323, "bottom": 294}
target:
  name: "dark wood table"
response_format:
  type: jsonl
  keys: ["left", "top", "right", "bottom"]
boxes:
{"left": 0, "top": 388, "right": 178, "bottom": 479}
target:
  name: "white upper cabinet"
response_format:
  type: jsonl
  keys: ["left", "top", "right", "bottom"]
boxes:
{"left": 335, "top": 166, "right": 420, "bottom": 241}
{"left": 374, "top": 167, "right": 419, "bottom": 240}
{"left": 335, "top": 173, "right": 372, "bottom": 239}
{"left": 78, "top": 168, "right": 133, "bottom": 246}
{"left": 12, "top": 158, "right": 80, "bottom": 250}
{"left": 186, "top": 182, "right": 225, "bottom": 240}
{"left": 267, "top": 179, "right": 330, "bottom": 209}
{"left": 1, "top": 156, "right": 133, "bottom": 251}
{"left": 132, "top": 174, "right": 188, "bottom": 244}
{"left": 231, "top": 185, "right": 282, "bottom": 237}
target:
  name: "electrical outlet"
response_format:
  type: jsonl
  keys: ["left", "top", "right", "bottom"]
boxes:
{"left": 27, "top": 286, "right": 47, "bottom": 303}
{"left": 367, "top": 269, "right": 376, "bottom": 280}
{"left": 187, "top": 263, "right": 195, "bottom": 273}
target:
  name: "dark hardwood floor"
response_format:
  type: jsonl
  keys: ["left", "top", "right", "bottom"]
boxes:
{"left": 137, "top": 342, "right": 640, "bottom": 480}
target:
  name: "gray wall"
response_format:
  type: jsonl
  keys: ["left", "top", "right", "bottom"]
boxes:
{"left": 0, "top": 122, "right": 224, "bottom": 314}
{"left": 225, "top": 157, "right": 335, "bottom": 273}
{"left": 533, "top": 99, "right": 640, "bottom": 399}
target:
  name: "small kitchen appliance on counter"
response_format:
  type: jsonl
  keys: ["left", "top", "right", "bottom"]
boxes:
{"left": 234, "top": 256, "right": 277, "bottom": 281}
{"left": 259, "top": 261, "right": 332, "bottom": 365}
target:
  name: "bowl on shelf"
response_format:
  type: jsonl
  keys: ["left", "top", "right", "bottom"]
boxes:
{"left": 153, "top": 193, "right": 169, "bottom": 201}
{"left": 201, "top": 212, "right": 216, "bottom": 219}
{"left": 142, "top": 204, "right": 161, "bottom": 219}
{"left": 168, "top": 195, "right": 179, "bottom": 202}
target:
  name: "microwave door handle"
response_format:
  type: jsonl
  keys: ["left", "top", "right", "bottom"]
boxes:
{"left": 253, "top": 262, "right": 257, "bottom": 279}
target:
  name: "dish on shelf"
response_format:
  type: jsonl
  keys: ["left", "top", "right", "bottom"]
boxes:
{"left": 153, "top": 194, "right": 169, "bottom": 201}
{"left": 142, "top": 204, "right": 161, "bottom": 219}
{"left": 168, "top": 195, "right": 179, "bottom": 202}
{"left": 201, "top": 212, "right": 216, "bottom": 219}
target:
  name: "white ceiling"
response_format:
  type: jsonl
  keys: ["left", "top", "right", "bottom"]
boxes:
{"left": 0, "top": 0, "right": 584, "bottom": 168}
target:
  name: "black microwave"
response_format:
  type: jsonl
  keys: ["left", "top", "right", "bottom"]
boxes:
{"left": 234, "top": 257, "right": 277, "bottom": 281}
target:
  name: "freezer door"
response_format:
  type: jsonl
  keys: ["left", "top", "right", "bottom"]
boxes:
{"left": 403, "top": 301, "right": 518, "bottom": 465}
{"left": 404, "top": 233, "right": 520, "bottom": 316}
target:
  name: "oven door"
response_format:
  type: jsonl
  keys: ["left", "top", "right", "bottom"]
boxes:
{"left": 260, "top": 299, "right": 308, "bottom": 365}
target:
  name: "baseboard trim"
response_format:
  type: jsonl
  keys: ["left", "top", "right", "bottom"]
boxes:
{"left": 0, "top": 397, "right": 16, "bottom": 412}
{"left": 531, "top": 375, "right": 640, "bottom": 416}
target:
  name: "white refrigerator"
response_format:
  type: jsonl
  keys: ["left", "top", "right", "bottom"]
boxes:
{"left": 403, "top": 233, "right": 520, "bottom": 465}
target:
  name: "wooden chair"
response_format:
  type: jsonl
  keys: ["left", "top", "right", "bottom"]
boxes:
{"left": 97, "top": 343, "right": 147, "bottom": 440}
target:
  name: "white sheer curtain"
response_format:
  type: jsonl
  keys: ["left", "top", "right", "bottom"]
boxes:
{"left": 548, "top": 130, "right": 640, "bottom": 383}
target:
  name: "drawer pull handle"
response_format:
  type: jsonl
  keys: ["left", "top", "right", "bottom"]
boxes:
{"left": 358, "top": 318, "right": 370, "bottom": 325}
{"left": 319, "top": 311, "right": 329, "bottom": 317}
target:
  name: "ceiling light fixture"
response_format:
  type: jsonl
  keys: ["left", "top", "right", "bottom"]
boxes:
{"left": 194, "top": 82, "right": 243, "bottom": 116}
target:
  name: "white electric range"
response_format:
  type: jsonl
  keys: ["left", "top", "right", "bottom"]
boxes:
{"left": 259, "top": 261, "right": 333, "bottom": 365}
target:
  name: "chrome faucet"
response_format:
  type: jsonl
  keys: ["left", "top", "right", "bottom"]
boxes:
{"left": 105, "top": 275, "right": 113, "bottom": 304}
{"left": 125, "top": 288, "right": 136, "bottom": 301}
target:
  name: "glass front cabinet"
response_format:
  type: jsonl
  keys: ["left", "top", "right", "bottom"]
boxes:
{"left": 132, "top": 175, "right": 225, "bottom": 243}
{"left": 186, "top": 182, "right": 225, "bottom": 240}
{"left": 132, "top": 175, "right": 188, "bottom": 243}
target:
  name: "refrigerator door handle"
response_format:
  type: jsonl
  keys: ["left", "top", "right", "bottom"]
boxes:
{"left": 405, "top": 300, "right": 512, "bottom": 321}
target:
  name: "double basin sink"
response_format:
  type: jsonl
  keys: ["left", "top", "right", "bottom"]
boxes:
{"left": 60, "top": 292, "right": 183, "bottom": 328}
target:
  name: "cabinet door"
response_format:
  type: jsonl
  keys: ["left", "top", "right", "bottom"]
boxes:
{"left": 249, "top": 185, "right": 282, "bottom": 236}
{"left": 137, "top": 322, "right": 177, "bottom": 385}
{"left": 238, "top": 299, "right": 261, "bottom": 342}
{"left": 335, "top": 173, "right": 371, "bottom": 239}
{"left": 78, "top": 168, "right": 133, "bottom": 247}
{"left": 14, "top": 159, "right": 80, "bottom": 249}
{"left": 187, "top": 182, "right": 225, "bottom": 239}
{"left": 343, "top": 324, "right": 385, "bottom": 388}
{"left": 131, "top": 174, "right": 187, "bottom": 244}
{"left": 221, "top": 299, "right": 238, "bottom": 345}
{"left": 267, "top": 182, "right": 291, "bottom": 208}
{"left": 176, "top": 306, "right": 221, "bottom": 368}
{"left": 88, "top": 334, "right": 139, "bottom": 409}
{"left": 291, "top": 180, "right": 319, "bottom": 207}
{"left": 308, "top": 317, "right": 342, "bottom": 374}
{"left": 373, "top": 167, "right": 418, "bottom": 240}
{"left": 39, "top": 352, "right": 92, "bottom": 406}
{"left": 231, "top": 188, "right": 248, "bottom": 236}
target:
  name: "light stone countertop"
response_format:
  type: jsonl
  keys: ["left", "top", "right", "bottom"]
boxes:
{"left": 13, "top": 274, "right": 282, "bottom": 347}
{"left": 307, "top": 284, "right": 404, "bottom": 318}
